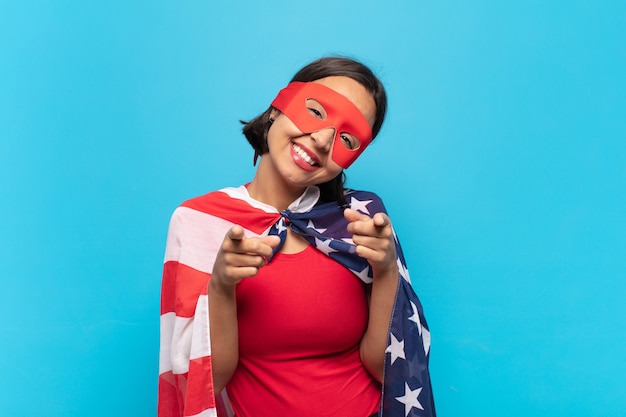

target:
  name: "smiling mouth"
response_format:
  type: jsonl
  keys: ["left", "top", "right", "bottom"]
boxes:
{"left": 292, "top": 143, "right": 319, "bottom": 166}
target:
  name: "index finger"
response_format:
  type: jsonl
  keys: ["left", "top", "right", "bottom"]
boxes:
{"left": 372, "top": 212, "right": 391, "bottom": 228}
{"left": 227, "top": 225, "right": 245, "bottom": 241}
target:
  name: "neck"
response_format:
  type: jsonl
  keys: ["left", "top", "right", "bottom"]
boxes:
{"left": 247, "top": 158, "right": 306, "bottom": 211}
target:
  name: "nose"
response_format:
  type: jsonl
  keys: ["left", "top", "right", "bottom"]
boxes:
{"left": 310, "top": 128, "right": 336, "bottom": 151}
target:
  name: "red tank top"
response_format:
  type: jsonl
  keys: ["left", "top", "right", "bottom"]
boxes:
{"left": 226, "top": 245, "right": 381, "bottom": 417}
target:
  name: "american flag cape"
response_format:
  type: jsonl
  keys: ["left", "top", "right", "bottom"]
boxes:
{"left": 159, "top": 185, "right": 435, "bottom": 417}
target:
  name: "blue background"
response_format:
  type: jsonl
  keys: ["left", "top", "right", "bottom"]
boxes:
{"left": 1, "top": 1, "right": 624, "bottom": 416}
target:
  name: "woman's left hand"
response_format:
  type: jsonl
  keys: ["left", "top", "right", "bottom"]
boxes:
{"left": 345, "top": 208, "right": 399, "bottom": 381}
{"left": 344, "top": 208, "right": 397, "bottom": 275}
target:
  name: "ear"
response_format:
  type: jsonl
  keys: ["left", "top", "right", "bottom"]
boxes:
{"left": 269, "top": 108, "right": 280, "bottom": 120}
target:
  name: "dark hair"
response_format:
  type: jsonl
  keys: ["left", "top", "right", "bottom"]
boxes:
{"left": 242, "top": 56, "right": 387, "bottom": 204}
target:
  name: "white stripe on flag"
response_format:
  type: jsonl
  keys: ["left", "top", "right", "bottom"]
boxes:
{"left": 165, "top": 206, "right": 262, "bottom": 273}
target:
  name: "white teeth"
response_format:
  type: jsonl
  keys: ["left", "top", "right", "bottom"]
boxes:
{"left": 292, "top": 143, "right": 316, "bottom": 165}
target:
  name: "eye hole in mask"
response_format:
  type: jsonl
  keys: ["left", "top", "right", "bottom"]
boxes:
{"left": 271, "top": 82, "right": 373, "bottom": 169}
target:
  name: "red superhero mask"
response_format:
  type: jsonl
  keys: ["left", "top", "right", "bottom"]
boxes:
{"left": 271, "top": 81, "right": 373, "bottom": 169}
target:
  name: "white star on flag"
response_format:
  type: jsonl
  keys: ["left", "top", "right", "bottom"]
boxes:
{"left": 395, "top": 383, "right": 424, "bottom": 416}
{"left": 408, "top": 301, "right": 422, "bottom": 335}
{"left": 422, "top": 327, "right": 431, "bottom": 356}
{"left": 397, "top": 258, "right": 411, "bottom": 282}
{"left": 407, "top": 300, "right": 430, "bottom": 355}
{"left": 314, "top": 237, "right": 338, "bottom": 256}
{"left": 307, "top": 220, "right": 326, "bottom": 234}
{"left": 276, "top": 218, "right": 287, "bottom": 234}
{"left": 349, "top": 264, "right": 371, "bottom": 283}
{"left": 349, "top": 197, "right": 373, "bottom": 215}
{"left": 341, "top": 237, "right": 355, "bottom": 245}
{"left": 385, "top": 332, "right": 405, "bottom": 365}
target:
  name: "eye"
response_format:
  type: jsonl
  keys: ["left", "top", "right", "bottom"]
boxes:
{"left": 307, "top": 107, "right": 323, "bottom": 119}
{"left": 305, "top": 98, "right": 326, "bottom": 120}
{"left": 339, "top": 133, "right": 360, "bottom": 150}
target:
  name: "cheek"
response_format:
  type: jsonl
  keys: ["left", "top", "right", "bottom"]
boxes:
{"left": 274, "top": 115, "right": 304, "bottom": 137}
{"left": 325, "top": 160, "right": 344, "bottom": 178}
{"left": 266, "top": 118, "right": 300, "bottom": 151}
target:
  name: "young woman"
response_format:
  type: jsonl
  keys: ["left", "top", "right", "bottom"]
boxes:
{"left": 159, "top": 57, "right": 435, "bottom": 417}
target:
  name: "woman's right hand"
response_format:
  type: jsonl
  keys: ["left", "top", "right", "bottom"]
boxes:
{"left": 209, "top": 226, "right": 279, "bottom": 392}
{"left": 211, "top": 225, "right": 281, "bottom": 290}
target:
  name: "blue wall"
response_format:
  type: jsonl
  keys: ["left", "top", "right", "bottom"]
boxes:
{"left": 1, "top": 1, "right": 624, "bottom": 416}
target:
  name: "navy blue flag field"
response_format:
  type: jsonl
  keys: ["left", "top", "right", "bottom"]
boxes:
{"left": 268, "top": 190, "right": 436, "bottom": 417}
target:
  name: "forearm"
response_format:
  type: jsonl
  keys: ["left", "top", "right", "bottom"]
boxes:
{"left": 208, "top": 277, "right": 240, "bottom": 393}
{"left": 360, "top": 263, "right": 399, "bottom": 382}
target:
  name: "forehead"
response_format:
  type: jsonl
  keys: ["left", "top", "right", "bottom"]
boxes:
{"left": 311, "top": 76, "right": 376, "bottom": 128}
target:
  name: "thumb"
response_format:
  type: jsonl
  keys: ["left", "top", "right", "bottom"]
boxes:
{"left": 262, "top": 234, "right": 281, "bottom": 248}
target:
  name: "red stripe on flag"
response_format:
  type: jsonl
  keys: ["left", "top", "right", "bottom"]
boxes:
{"left": 182, "top": 191, "right": 280, "bottom": 235}
{"left": 161, "top": 261, "right": 178, "bottom": 314}
{"left": 158, "top": 370, "right": 185, "bottom": 417}
{"left": 161, "top": 261, "right": 211, "bottom": 318}
{"left": 184, "top": 355, "right": 216, "bottom": 417}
